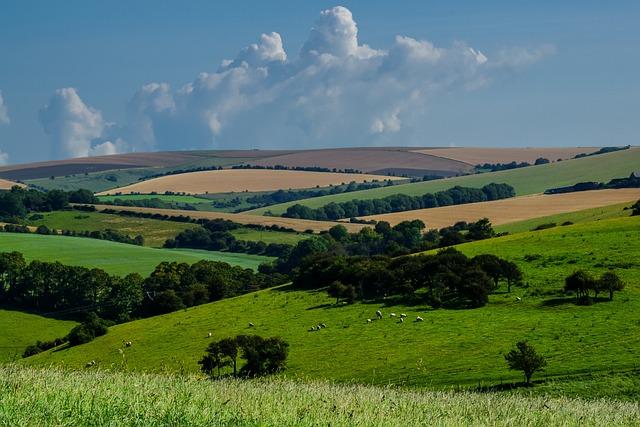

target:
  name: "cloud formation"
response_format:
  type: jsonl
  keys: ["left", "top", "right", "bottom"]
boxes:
{"left": 0, "top": 91, "right": 9, "bottom": 125}
{"left": 39, "top": 6, "right": 554, "bottom": 158}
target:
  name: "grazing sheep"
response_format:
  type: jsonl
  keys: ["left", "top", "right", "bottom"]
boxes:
{"left": 207, "top": 332, "right": 212, "bottom": 338}
{"left": 516, "top": 297, "right": 522, "bottom": 301}
{"left": 416, "top": 316, "right": 424, "bottom": 322}
{"left": 249, "top": 322, "right": 255, "bottom": 327}
{"left": 308, "top": 326, "right": 316, "bottom": 332}
{"left": 124, "top": 341, "right": 132, "bottom": 347}
{"left": 85, "top": 360, "right": 96, "bottom": 367}
{"left": 376, "top": 310, "right": 383, "bottom": 319}
{"left": 400, "top": 313, "right": 407, "bottom": 318}
{"left": 399, "top": 317, "right": 404, "bottom": 323}
{"left": 320, "top": 323, "right": 326, "bottom": 328}
{"left": 390, "top": 313, "right": 396, "bottom": 318}
{"left": 367, "top": 319, "right": 372, "bottom": 323}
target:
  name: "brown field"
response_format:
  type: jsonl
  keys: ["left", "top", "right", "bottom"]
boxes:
{"left": 251, "top": 147, "right": 473, "bottom": 177}
{"left": 89, "top": 204, "right": 366, "bottom": 233}
{"left": 358, "top": 189, "right": 640, "bottom": 229}
{"left": 414, "top": 147, "right": 602, "bottom": 165}
{"left": 99, "top": 169, "right": 402, "bottom": 195}
{"left": 0, "top": 178, "right": 24, "bottom": 190}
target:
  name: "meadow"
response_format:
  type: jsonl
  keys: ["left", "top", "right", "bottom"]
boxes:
{"left": 0, "top": 311, "right": 76, "bottom": 363}
{"left": 248, "top": 147, "right": 640, "bottom": 215}
{"left": 0, "top": 233, "right": 273, "bottom": 275}
{"left": 5, "top": 366, "right": 639, "bottom": 426}
{"left": 26, "top": 216, "right": 640, "bottom": 394}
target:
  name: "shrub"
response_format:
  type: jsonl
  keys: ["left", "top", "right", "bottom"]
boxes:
{"left": 504, "top": 341, "right": 546, "bottom": 385}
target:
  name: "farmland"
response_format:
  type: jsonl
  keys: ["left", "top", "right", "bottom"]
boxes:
{"left": 0, "top": 311, "right": 76, "bottom": 363}
{"left": 0, "top": 233, "right": 273, "bottom": 275}
{"left": 0, "top": 179, "right": 22, "bottom": 190}
{"left": 415, "top": 147, "right": 600, "bottom": 165}
{"left": 99, "top": 169, "right": 401, "bottom": 195}
{"left": 26, "top": 216, "right": 640, "bottom": 394}
{"left": 358, "top": 188, "right": 640, "bottom": 228}
{"left": 248, "top": 147, "right": 640, "bottom": 216}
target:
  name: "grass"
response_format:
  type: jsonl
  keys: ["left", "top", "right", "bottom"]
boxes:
{"left": 2, "top": 366, "right": 639, "bottom": 426}
{"left": 247, "top": 147, "right": 640, "bottom": 215}
{"left": 97, "top": 194, "right": 212, "bottom": 204}
{"left": 495, "top": 202, "right": 634, "bottom": 234}
{"left": 230, "top": 227, "right": 310, "bottom": 245}
{"left": 0, "top": 311, "right": 76, "bottom": 363}
{"left": 0, "top": 233, "right": 273, "bottom": 275}
{"left": 27, "top": 210, "right": 197, "bottom": 247}
{"left": 25, "top": 215, "right": 640, "bottom": 395}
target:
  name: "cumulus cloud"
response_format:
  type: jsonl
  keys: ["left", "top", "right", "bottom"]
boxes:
{"left": 0, "top": 91, "right": 9, "bottom": 125}
{"left": 40, "top": 6, "right": 554, "bottom": 156}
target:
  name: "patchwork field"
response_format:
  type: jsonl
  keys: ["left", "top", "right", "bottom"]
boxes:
{"left": 415, "top": 147, "right": 601, "bottom": 165}
{"left": 25, "top": 216, "right": 640, "bottom": 393}
{"left": 358, "top": 188, "right": 640, "bottom": 228}
{"left": 0, "top": 178, "right": 23, "bottom": 190}
{"left": 99, "top": 169, "right": 401, "bottom": 196}
{"left": 0, "top": 233, "right": 273, "bottom": 275}
{"left": 0, "top": 311, "right": 76, "bottom": 363}
{"left": 89, "top": 204, "right": 367, "bottom": 233}
{"left": 248, "top": 147, "right": 640, "bottom": 216}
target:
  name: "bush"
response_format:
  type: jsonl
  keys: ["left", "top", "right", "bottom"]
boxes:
{"left": 66, "top": 314, "right": 109, "bottom": 347}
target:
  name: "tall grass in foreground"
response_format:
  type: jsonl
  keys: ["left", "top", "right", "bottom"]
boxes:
{"left": 1, "top": 366, "right": 639, "bottom": 426}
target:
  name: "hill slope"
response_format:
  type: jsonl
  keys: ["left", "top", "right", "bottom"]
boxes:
{"left": 27, "top": 216, "right": 640, "bottom": 389}
{"left": 248, "top": 147, "right": 640, "bottom": 216}
{"left": 0, "top": 233, "right": 272, "bottom": 275}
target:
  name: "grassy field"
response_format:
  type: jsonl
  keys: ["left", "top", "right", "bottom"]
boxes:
{"left": 0, "top": 233, "right": 273, "bottom": 275}
{"left": 0, "top": 311, "right": 76, "bottom": 363}
{"left": 495, "top": 201, "right": 634, "bottom": 234}
{"left": 2, "top": 366, "right": 639, "bottom": 426}
{"left": 25, "top": 216, "right": 640, "bottom": 393}
{"left": 358, "top": 189, "right": 640, "bottom": 229}
{"left": 27, "top": 210, "right": 197, "bottom": 247}
{"left": 230, "top": 228, "right": 309, "bottom": 245}
{"left": 248, "top": 147, "right": 640, "bottom": 215}
{"left": 97, "top": 194, "right": 212, "bottom": 204}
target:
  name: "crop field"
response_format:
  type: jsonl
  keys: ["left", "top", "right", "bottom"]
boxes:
{"left": 2, "top": 367, "right": 639, "bottom": 426}
{"left": 0, "top": 233, "right": 273, "bottom": 275}
{"left": 358, "top": 188, "right": 640, "bottom": 228}
{"left": 25, "top": 216, "right": 640, "bottom": 394}
{"left": 248, "top": 147, "right": 640, "bottom": 216}
{"left": 27, "top": 210, "right": 197, "bottom": 247}
{"left": 99, "top": 169, "right": 401, "bottom": 196}
{"left": 0, "top": 178, "right": 22, "bottom": 190}
{"left": 0, "top": 311, "right": 76, "bottom": 363}
{"left": 90, "top": 204, "right": 367, "bottom": 233}
{"left": 415, "top": 147, "right": 600, "bottom": 165}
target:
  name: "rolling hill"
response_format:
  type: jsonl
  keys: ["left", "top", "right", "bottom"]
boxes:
{"left": 414, "top": 147, "right": 600, "bottom": 165}
{"left": 247, "top": 147, "right": 640, "bottom": 216}
{"left": 26, "top": 215, "right": 640, "bottom": 390}
{"left": 0, "top": 233, "right": 273, "bottom": 275}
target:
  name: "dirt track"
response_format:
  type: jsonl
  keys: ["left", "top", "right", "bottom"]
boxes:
{"left": 358, "top": 189, "right": 640, "bottom": 229}
{"left": 99, "top": 169, "right": 401, "bottom": 195}
{"left": 414, "top": 147, "right": 601, "bottom": 165}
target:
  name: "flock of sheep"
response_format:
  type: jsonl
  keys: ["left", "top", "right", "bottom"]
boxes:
{"left": 368, "top": 310, "right": 423, "bottom": 324}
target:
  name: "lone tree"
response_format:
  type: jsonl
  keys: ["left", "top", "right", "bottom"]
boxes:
{"left": 504, "top": 341, "right": 547, "bottom": 385}
{"left": 598, "top": 271, "right": 625, "bottom": 301}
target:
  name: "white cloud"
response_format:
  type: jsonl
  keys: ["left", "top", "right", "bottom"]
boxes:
{"left": 0, "top": 91, "right": 9, "bottom": 125}
{"left": 39, "top": 7, "right": 554, "bottom": 157}
{"left": 0, "top": 151, "right": 8, "bottom": 165}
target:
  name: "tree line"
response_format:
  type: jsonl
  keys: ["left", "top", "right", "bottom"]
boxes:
{"left": 2, "top": 223, "right": 144, "bottom": 246}
{"left": 476, "top": 158, "right": 549, "bottom": 172}
{"left": 0, "top": 187, "right": 97, "bottom": 220}
{"left": 282, "top": 183, "right": 515, "bottom": 221}
{"left": 564, "top": 270, "right": 624, "bottom": 304}
{"left": 231, "top": 164, "right": 363, "bottom": 174}
{"left": 544, "top": 173, "right": 640, "bottom": 195}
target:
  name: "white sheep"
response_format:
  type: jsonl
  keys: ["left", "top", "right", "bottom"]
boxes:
{"left": 124, "top": 341, "right": 132, "bottom": 347}
{"left": 399, "top": 317, "right": 404, "bottom": 323}
{"left": 416, "top": 316, "right": 424, "bottom": 322}
{"left": 320, "top": 323, "right": 326, "bottom": 328}
{"left": 390, "top": 313, "right": 396, "bottom": 317}
{"left": 207, "top": 332, "right": 212, "bottom": 338}
{"left": 249, "top": 322, "right": 255, "bottom": 327}
{"left": 400, "top": 313, "right": 407, "bottom": 318}
{"left": 375, "top": 310, "right": 383, "bottom": 319}
{"left": 367, "top": 319, "right": 372, "bottom": 323}
{"left": 516, "top": 297, "right": 522, "bottom": 301}
{"left": 85, "top": 360, "right": 96, "bottom": 367}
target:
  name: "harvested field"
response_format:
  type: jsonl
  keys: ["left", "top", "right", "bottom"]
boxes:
{"left": 89, "top": 204, "right": 366, "bottom": 233}
{"left": 414, "top": 147, "right": 601, "bottom": 165}
{"left": 0, "top": 178, "right": 23, "bottom": 190}
{"left": 358, "top": 188, "right": 640, "bottom": 229}
{"left": 99, "top": 169, "right": 401, "bottom": 195}
{"left": 251, "top": 147, "right": 473, "bottom": 177}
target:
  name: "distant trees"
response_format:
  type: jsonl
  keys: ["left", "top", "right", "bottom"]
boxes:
{"left": 564, "top": 270, "right": 625, "bottom": 304}
{"left": 199, "top": 335, "right": 289, "bottom": 378}
{"left": 0, "top": 187, "right": 98, "bottom": 220}
{"left": 283, "top": 184, "right": 515, "bottom": 220}
{"left": 504, "top": 341, "right": 546, "bottom": 385}
{"left": 631, "top": 200, "right": 640, "bottom": 216}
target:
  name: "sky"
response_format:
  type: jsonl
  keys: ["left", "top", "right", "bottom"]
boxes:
{"left": 0, "top": 1, "right": 638, "bottom": 165}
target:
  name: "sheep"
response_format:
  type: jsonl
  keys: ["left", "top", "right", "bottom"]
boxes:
{"left": 400, "top": 313, "right": 407, "bottom": 318}
{"left": 375, "top": 310, "right": 383, "bottom": 319}
{"left": 207, "top": 332, "right": 212, "bottom": 338}
{"left": 367, "top": 319, "right": 372, "bottom": 323}
{"left": 124, "top": 341, "right": 132, "bottom": 347}
{"left": 248, "top": 322, "right": 255, "bottom": 327}
{"left": 515, "top": 297, "right": 522, "bottom": 302}
{"left": 399, "top": 317, "right": 404, "bottom": 323}
{"left": 320, "top": 323, "right": 327, "bottom": 328}
{"left": 416, "top": 316, "right": 424, "bottom": 322}
{"left": 316, "top": 325, "right": 322, "bottom": 330}
{"left": 390, "top": 313, "right": 396, "bottom": 318}
{"left": 85, "top": 360, "right": 96, "bottom": 367}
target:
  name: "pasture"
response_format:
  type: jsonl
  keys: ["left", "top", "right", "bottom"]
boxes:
{"left": 2, "top": 366, "right": 639, "bottom": 426}
{"left": 248, "top": 147, "right": 640, "bottom": 215}
{"left": 99, "top": 169, "right": 401, "bottom": 195}
{"left": 230, "top": 228, "right": 309, "bottom": 245}
{"left": 0, "top": 311, "right": 76, "bottom": 363}
{"left": 415, "top": 147, "right": 600, "bottom": 165}
{"left": 27, "top": 210, "right": 197, "bottom": 247}
{"left": 358, "top": 188, "right": 640, "bottom": 228}
{"left": 0, "top": 233, "right": 273, "bottom": 275}
{"left": 26, "top": 216, "right": 640, "bottom": 393}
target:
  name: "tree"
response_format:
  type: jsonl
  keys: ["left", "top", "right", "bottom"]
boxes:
{"left": 500, "top": 260, "right": 523, "bottom": 293}
{"left": 472, "top": 254, "right": 503, "bottom": 290}
{"left": 504, "top": 341, "right": 547, "bottom": 385}
{"left": 598, "top": 271, "right": 625, "bottom": 301}
{"left": 467, "top": 218, "right": 494, "bottom": 241}
{"left": 237, "top": 335, "right": 289, "bottom": 377}
{"left": 564, "top": 270, "right": 596, "bottom": 303}
{"left": 631, "top": 200, "right": 640, "bottom": 216}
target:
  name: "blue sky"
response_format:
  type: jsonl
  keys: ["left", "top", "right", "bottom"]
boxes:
{"left": 0, "top": 1, "right": 638, "bottom": 164}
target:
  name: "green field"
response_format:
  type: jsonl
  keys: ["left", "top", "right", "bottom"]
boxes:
{"left": 25, "top": 216, "right": 640, "bottom": 393}
{"left": 2, "top": 366, "right": 638, "bottom": 426}
{"left": 27, "top": 210, "right": 197, "bottom": 247}
{"left": 230, "top": 227, "right": 309, "bottom": 245}
{"left": 248, "top": 147, "right": 640, "bottom": 216}
{"left": 495, "top": 201, "right": 635, "bottom": 234}
{"left": 97, "top": 194, "right": 212, "bottom": 204}
{"left": 0, "top": 233, "right": 273, "bottom": 275}
{"left": 0, "top": 311, "right": 76, "bottom": 363}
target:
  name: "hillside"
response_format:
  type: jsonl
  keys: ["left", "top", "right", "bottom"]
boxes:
{"left": 0, "top": 311, "right": 76, "bottom": 362}
{"left": 27, "top": 216, "right": 640, "bottom": 390}
{"left": 247, "top": 147, "right": 640, "bottom": 216}
{"left": 358, "top": 188, "right": 640, "bottom": 228}
{"left": 0, "top": 233, "right": 273, "bottom": 275}
{"left": 415, "top": 147, "right": 600, "bottom": 165}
